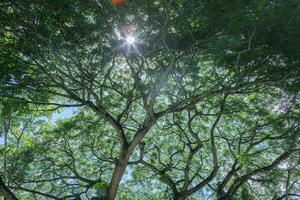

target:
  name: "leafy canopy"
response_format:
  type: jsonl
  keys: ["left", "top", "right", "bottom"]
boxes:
{"left": 0, "top": 0, "right": 300, "bottom": 200}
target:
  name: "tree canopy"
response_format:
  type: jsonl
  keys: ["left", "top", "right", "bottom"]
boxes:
{"left": 0, "top": 0, "right": 300, "bottom": 200}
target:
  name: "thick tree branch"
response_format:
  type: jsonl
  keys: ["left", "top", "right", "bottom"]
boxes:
{"left": 0, "top": 176, "right": 18, "bottom": 200}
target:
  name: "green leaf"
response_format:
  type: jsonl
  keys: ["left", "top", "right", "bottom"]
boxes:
{"left": 241, "top": 187, "right": 250, "bottom": 200}
{"left": 159, "top": 174, "right": 170, "bottom": 184}
{"left": 94, "top": 181, "right": 109, "bottom": 197}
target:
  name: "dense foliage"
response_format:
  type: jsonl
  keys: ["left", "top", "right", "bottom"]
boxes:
{"left": 0, "top": 0, "right": 300, "bottom": 199}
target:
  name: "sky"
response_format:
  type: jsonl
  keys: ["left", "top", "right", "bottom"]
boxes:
{"left": 0, "top": 107, "right": 77, "bottom": 145}
{"left": 51, "top": 107, "right": 77, "bottom": 123}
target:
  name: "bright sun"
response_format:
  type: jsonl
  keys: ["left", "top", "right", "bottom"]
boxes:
{"left": 125, "top": 35, "right": 136, "bottom": 45}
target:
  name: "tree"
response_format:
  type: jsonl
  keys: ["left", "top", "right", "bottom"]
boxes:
{"left": 0, "top": 176, "right": 18, "bottom": 200}
{"left": 0, "top": 0, "right": 300, "bottom": 199}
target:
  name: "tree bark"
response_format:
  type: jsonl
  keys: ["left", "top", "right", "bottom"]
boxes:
{"left": 106, "top": 114, "right": 156, "bottom": 199}
{"left": 0, "top": 177, "right": 18, "bottom": 200}
{"left": 106, "top": 152, "right": 130, "bottom": 200}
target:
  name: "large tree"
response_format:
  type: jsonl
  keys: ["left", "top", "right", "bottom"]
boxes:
{"left": 0, "top": 0, "right": 300, "bottom": 199}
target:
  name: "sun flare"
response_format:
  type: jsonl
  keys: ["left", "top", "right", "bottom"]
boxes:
{"left": 125, "top": 35, "right": 136, "bottom": 45}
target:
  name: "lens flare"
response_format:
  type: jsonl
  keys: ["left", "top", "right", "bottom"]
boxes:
{"left": 111, "top": 0, "right": 126, "bottom": 5}
{"left": 125, "top": 35, "right": 136, "bottom": 45}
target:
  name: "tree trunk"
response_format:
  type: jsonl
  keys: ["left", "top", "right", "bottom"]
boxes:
{"left": 106, "top": 154, "right": 129, "bottom": 200}
{"left": 106, "top": 117, "right": 156, "bottom": 200}
{"left": 173, "top": 196, "right": 183, "bottom": 200}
